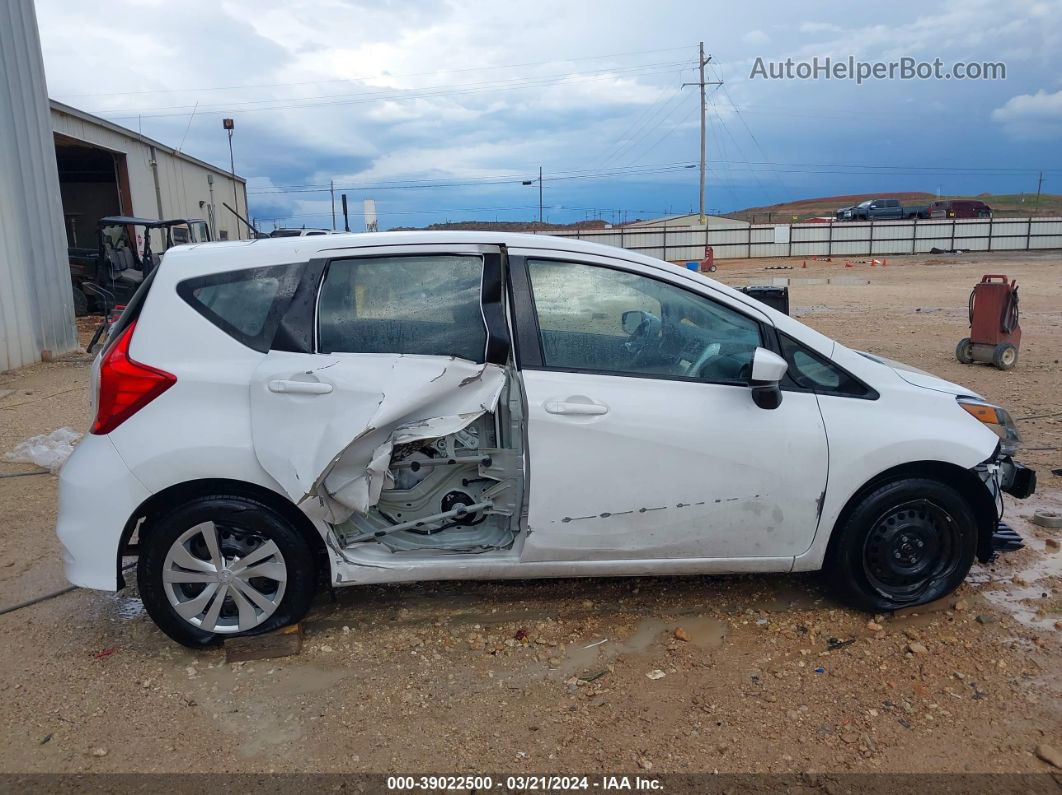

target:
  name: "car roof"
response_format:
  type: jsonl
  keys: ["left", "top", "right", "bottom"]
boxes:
{"left": 160, "top": 229, "right": 819, "bottom": 339}
{"left": 165, "top": 230, "right": 684, "bottom": 274}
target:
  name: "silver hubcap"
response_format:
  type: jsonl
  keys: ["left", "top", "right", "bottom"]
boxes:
{"left": 162, "top": 521, "right": 287, "bottom": 634}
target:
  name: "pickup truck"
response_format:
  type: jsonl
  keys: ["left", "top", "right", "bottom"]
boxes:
{"left": 836, "top": 199, "right": 930, "bottom": 221}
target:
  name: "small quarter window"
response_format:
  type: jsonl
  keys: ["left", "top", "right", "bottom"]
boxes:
{"left": 779, "top": 333, "right": 871, "bottom": 397}
{"left": 177, "top": 264, "right": 303, "bottom": 352}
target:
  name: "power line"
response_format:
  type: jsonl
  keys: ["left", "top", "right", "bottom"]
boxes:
{"left": 250, "top": 158, "right": 1056, "bottom": 198}
{"left": 59, "top": 46, "right": 695, "bottom": 98}
{"left": 267, "top": 204, "right": 676, "bottom": 220}
{"left": 597, "top": 89, "right": 691, "bottom": 171}
{"left": 249, "top": 162, "right": 699, "bottom": 195}
{"left": 592, "top": 85, "right": 684, "bottom": 170}
{"left": 94, "top": 61, "right": 693, "bottom": 120}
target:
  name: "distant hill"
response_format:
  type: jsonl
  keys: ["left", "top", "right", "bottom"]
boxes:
{"left": 727, "top": 192, "right": 1062, "bottom": 223}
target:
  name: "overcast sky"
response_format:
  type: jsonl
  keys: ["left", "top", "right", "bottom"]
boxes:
{"left": 37, "top": 0, "right": 1062, "bottom": 230}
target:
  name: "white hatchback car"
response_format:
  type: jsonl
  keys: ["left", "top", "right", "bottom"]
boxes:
{"left": 57, "top": 232, "right": 1036, "bottom": 646}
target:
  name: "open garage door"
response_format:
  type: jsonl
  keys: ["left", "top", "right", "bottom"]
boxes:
{"left": 54, "top": 134, "right": 131, "bottom": 249}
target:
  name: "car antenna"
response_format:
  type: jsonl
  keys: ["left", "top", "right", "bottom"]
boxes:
{"left": 223, "top": 201, "right": 260, "bottom": 238}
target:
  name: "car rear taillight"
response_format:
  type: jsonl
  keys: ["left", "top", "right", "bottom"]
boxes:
{"left": 91, "top": 321, "right": 176, "bottom": 435}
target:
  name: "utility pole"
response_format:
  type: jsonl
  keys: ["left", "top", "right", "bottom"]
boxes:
{"left": 522, "top": 167, "right": 544, "bottom": 228}
{"left": 683, "top": 43, "right": 722, "bottom": 223}
{"left": 1034, "top": 171, "right": 1044, "bottom": 213}
{"left": 330, "top": 179, "right": 336, "bottom": 230}
{"left": 535, "top": 165, "right": 543, "bottom": 228}
{"left": 223, "top": 118, "right": 239, "bottom": 239}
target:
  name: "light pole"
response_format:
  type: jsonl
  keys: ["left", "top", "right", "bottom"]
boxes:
{"left": 522, "top": 166, "right": 543, "bottom": 228}
{"left": 223, "top": 118, "right": 239, "bottom": 239}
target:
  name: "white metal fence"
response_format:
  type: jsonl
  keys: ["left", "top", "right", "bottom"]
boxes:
{"left": 537, "top": 216, "right": 1062, "bottom": 262}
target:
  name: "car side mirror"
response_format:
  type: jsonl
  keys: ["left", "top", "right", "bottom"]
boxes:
{"left": 621, "top": 309, "right": 656, "bottom": 335}
{"left": 749, "top": 347, "right": 787, "bottom": 410}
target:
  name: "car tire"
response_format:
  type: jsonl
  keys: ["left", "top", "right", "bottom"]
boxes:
{"left": 955, "top": 337, "right": 974, "bottom": 364}
{"left": 824, "top": 478, "right": 978, "bottom": 613}
{"left": 137, "top": 494, "right": 317, "bottom": 647}
{"left": 992, "top": 343, "right": 1017, "bottom": 370}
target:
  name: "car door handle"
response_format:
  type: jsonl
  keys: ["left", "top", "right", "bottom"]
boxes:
{"left": 544, "top": 399, "right": 609, "bottom": 416}
{"left": 268, "top": 379, "right": 333, "bottom": 395}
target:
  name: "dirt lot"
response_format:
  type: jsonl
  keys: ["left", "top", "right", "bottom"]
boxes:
{"left": 0, "top": 250, "right": 1059, "bottom": 775}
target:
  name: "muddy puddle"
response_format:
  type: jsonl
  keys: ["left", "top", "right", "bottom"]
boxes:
{"left": 557, "top": 614, "right": 728, "bottom": 679}
{"left": 980, "top": 540, "right": 1062, "bottom": 630}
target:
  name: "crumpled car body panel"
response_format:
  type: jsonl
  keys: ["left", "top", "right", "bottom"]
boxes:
{"left": 250, "top": 351, "right": 506, "bottom": 523}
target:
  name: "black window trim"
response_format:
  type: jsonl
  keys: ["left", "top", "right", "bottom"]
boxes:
{"left": 771, "top": 328, "right": 879, "bottom": 401}
{"left": 308, "top": 249, "right": 510, "bottom": 365}
{"left": 510, "top": 253, "right": 771, "bottom": 390}
{"left": 177, "top": 262, "right": 307, "bottom": 353}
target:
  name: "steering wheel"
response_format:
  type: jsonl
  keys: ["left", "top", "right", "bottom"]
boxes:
{"left": 623, "top": 312, "right": 663, "bottom": 366}
{"left": 684, "top": 342, "right": 720, "bottom": 377}
{"left": 685, "top": 343, "right": 754, "bottom": 382}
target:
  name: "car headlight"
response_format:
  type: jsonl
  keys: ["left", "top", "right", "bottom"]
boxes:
{"left": 957, "top": 397, "right": 1021, "bottom": 455}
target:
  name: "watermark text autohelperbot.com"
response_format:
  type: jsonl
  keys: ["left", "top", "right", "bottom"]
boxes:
{"left": 750, "top": 56, "right": 1006, "bottom": 84}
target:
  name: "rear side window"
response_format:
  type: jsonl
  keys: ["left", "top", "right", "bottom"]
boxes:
{"left": 317, "top": 254, "right": 486, "bottom": 362}
{"left": 177, "top": 264, "right": 303, "bottom": 352}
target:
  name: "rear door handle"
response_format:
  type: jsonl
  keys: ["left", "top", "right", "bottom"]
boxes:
{"left": 268, "top": 379, "right": 333, "bottom": 395}
{"left": 544, "top": 398, "right": 609, "bottom": 416}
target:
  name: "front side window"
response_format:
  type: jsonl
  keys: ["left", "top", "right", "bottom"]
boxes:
{"left": 527, "top": 259, "right": 762, "bottom": 384}
{"left": 318, "top": 254, "right": 486, "bottom": 362}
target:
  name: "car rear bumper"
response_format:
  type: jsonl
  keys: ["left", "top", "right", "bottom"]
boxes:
{"left": 56, "top": 434, "right": 151, "bottom": 591}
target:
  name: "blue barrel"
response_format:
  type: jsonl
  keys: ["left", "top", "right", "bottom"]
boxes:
{"left": 686, "top": 261, "right": 699, "bottom": 271}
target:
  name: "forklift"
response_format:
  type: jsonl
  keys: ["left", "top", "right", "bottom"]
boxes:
{"left": 69, "top": 215, "right": 211, "bottom": 316}
{"left": 955, "top": 274, "right": 1021, "bottom": 370}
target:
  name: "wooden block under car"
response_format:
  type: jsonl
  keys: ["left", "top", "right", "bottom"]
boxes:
{"left": 224, "top": 623, "right": 303, "bottom": 663}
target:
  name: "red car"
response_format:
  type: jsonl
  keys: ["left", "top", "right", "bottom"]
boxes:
{"left": 930, "top": 200, "right": 992, "bottom": 219}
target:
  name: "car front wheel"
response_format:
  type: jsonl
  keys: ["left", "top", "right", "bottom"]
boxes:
{"left": 137, "top": 494, "right": 316, "bottom": 647}
{"left": 824, "top": 478, "right": 978, "bottom": 612}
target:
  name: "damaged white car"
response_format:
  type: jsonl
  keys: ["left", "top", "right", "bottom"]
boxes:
{"left": 57, "top": 232, "right": 1036, "bottom": 646}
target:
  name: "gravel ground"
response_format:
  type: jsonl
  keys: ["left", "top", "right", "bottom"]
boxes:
{"left": 0, "top": 250, "right": 1059, "bottom": 775}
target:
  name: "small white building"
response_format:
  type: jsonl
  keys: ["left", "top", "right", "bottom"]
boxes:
{"left": 623, "top": 213, "right": 750, "bottom": 229}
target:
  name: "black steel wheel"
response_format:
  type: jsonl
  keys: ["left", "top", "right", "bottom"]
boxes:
{"left": 862, "top": 500, "right": 960, "bottom": 602}
{"left": 824, "top": 478, "right": 978, "bottom": 612}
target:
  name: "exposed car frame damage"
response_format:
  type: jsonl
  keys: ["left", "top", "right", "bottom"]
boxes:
{"left": 257, "top": 356, "right": 525, "bottom": 558}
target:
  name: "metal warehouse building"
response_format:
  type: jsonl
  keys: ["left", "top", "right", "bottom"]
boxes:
{"left": 50, "top": 101, "right": 248, "bottom": 249}
{"left": 1, "top": 0, "right": 249, "bottom": 371}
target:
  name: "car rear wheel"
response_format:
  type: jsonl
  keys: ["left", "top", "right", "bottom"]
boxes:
{"left": 137, "top": 494, "right": 316, "bottom": 647}
{"left": 824, "top": 478, "right": 977, "bottom": 612}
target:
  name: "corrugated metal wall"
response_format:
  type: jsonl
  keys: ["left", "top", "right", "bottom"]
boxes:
{"left": 0, "top": 0, "right": 77, "bottom": 371}
{"left": 538, "top": 217, "right": 1062, "bottom": 262}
